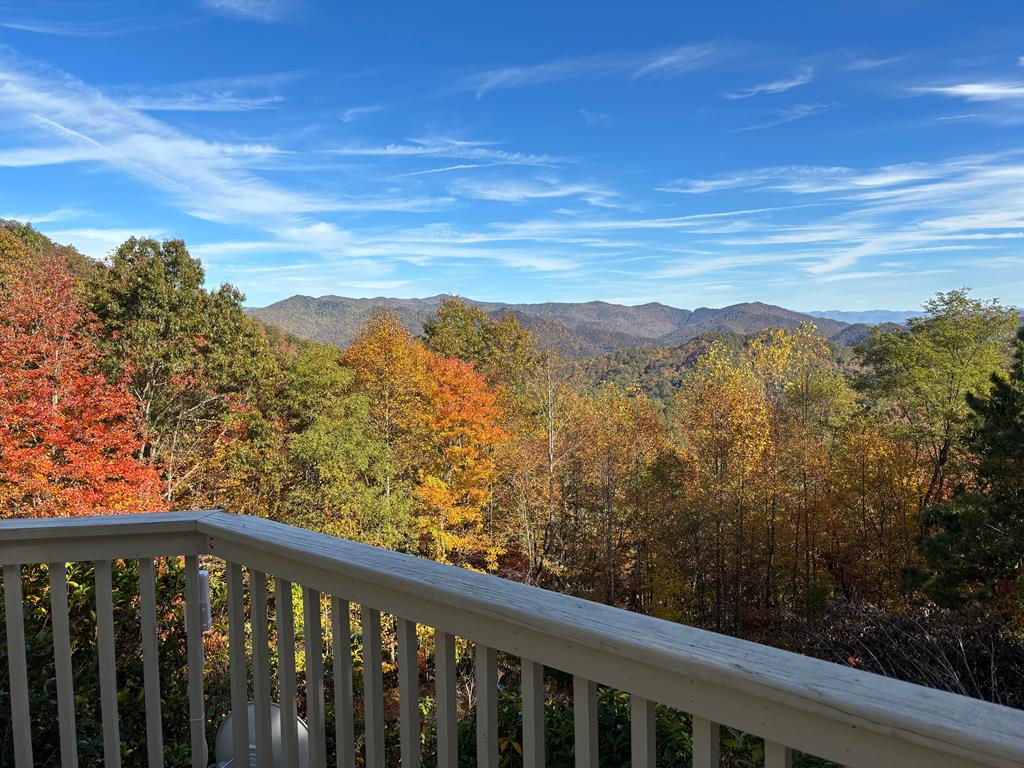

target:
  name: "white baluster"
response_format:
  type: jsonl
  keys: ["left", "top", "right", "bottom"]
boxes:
{"left": 276, "top": 578, "right": 299, "bottom": 766}
{"left": 184, "top": 556, "right": 208, "bottom": 768}
{"left": 95, "top": 560, "right": 121, "bottom": 768}
{"left": 251, "top": 571, "right": 273, "bottom": 768}
{"left": 362, "top": 607, "right": 385, "bottom": 768}
{"left": 397, "top": 618, "right": 420, "bottom": 768}
{"left": 50, "top": 561, "right": 79, "bottom": 768}
{"left": 631, "top": 695, "right": 655, "bottom": 768}
{"left": 435, "top": 630, "right": 458, "bottom": 768}
{"left": 331, "top": 597, "right": 355, "bottom": 768}
{"left": 692, "top": 716, "right": 720, "bottom": 768}
{"left": 2, "top": 564, "right": 33, "bottom": 768}
{"left": 766, "top": 740, "right": 793, "bottom": 768}
{"left": 521, "top": 659, "right": 545, "bottom": 768}
{"left": 477, "top": 644, "right": 499, "bottom": 768}
{"left": 573, "top": 676, "right": 598, "bottom": 768}
{"left": 138, "top": 558, "right": 164, "bottom": 768}
{"left": 227, "top": 562, "right": 250, "bottom": 765}
{"left": 304, "top": 587, "right": 326, "bottom": 768}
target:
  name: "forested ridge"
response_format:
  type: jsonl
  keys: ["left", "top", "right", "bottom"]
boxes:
{"left": 247, "top": 292, "right": 856, "bottom": 356}
{"left": 2, "top": 221, "right": 1024, "bottom": 765}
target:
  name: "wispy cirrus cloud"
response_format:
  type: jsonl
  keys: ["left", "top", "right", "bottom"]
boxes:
{"left": 42, "top": 227, "right": 166, "bottom": 257}
{"left": 392, "top": 164, "right": 488, "bottom": 178}
{"left": 462, "top": 42, "right": 725, "bottom": 98}
{"left": 451, "top": 177, "right": 619, "bottom": 207}
{"left": 109, "top": 73, "right": 299, "bottom": 112}
{"left": 843, "top": 55, "right": 907, "bottom": 71}
{"left": 658, "top": 160, "right": 961, "bottom": 196}
{"left": 630, "top": 43, "right": 722, "bottom": 79}
{"left": 327, "top": 137, "right": 564, "bottom": 166}
{"left": 0, "top": 207, "right": 86, "bottom": 224}
{"left": 734, "top": 102, "right": 830, "bottom": 131}
{"left": 192, "top": 222, "right": 586, "bottom": 280}
{"left": 580, "top": 109, "right": 609, "bottom": 125}
{"left": 655, "top": 150, "right": 1024, "bottom": 275}
{"left": 0, "top": 51, "right": 452, "bottom": 227}
{"left": 0, "top": 2, "right": 200, "bottom": 37}
{"left": 726, "top": 65, "right": 814, "bottom": 99}
{"left": 913, "top": 81, "right": 1024, "bottom": 101}
{"left": 340, "top": 104, "right": 387, "bottom": 122}
{"left": 200, "top": 0, "right": 293, "bottom": 22}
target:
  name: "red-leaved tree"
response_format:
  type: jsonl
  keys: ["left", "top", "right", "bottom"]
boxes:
{"left": 0, "top": 256, "right": 164, "bottom": 517}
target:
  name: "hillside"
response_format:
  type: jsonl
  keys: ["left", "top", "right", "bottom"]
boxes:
{"left": 579, "top": 333, "right": 748, "bottom": 401}
{"left": 248, "top": 294, "right": 866, "bottom": 356}
{"left": 658, "top": 301, "right": 848, "bottom": 345}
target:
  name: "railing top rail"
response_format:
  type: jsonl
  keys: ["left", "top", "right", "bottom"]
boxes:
{"left": 0, "top": 510, "right": 219, "bottom": 541}
{"left": 3, "top": 510, "right": 1022, "bottom": 768}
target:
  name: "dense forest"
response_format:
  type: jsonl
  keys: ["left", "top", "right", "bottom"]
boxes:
{"left": 2, "top": 221, "right": 1023, "bottom": 765}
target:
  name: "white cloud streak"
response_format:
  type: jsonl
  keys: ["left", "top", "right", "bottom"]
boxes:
{"left": 451, "top": 177, "right": 619, "bottom": 206}
{"left": 733, "top": 102, "right": 830, "bottom": 131}
{"left": 462, "top": 42, "right": 724, "bottom": 98}
{"left": 109, "top": 73, "right": 300, "bottom": 112}
{"left": 392, "top": 164, "right": 488, "bottom": 178}
{"left": 656, "top": 151, "right": 1024, "bottom": 275}
{"left": 0, "top": 52, "right": 452, "bottom": 227}
{"left": 0, "top": 5, "right": 200, "bottom": 38}
{"left": 340, "top": 104, "right": 387, "bottom": 122}
{"left": 843, "top": 56, "right": 907, "bottom": 71}
{"left": 726, "top": 65, "right": 814, "bottom": 99}
{"left": 327, "top": 138, "right": 563, "bottom": 166}
{"left": 201, "top": 0, "right": 292, "bottom": 22}
{"left": 914, "top": 82, "right": 1024, "bottom": 101}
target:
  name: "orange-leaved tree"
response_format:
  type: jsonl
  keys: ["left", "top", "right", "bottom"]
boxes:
{"left": 0, "top": 254, "right": 163, "bottom": 517}
{"left": 343, "top": 312, "right": 433, "bottom": 504}
{"left": 344, "top": 312, "right": 508, "bottom": 568}
{"left": 416, "top": 354, "right": 507, "bottom": 569}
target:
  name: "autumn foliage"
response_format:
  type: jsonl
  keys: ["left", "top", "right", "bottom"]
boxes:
{"left": 0, "top": 254, "right": 162, "bottom": 516}
{"left": 343, "top": 313, "right": 506, "bottom": 569}
{"left": 3, "top": 224, "right": 1024, "bottom": 766}
{"left": 2, "top": 223, "right": 1021, "bottom": 655}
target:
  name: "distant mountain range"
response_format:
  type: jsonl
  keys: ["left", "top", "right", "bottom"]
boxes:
{"left": 248, "top": 294, "right": 899, "bottom": 357}
{"left": 809, "top": 309, "right": 923, "bottom": 325}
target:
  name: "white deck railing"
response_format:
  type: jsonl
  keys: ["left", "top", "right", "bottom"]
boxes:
{"left": 2, "top": 510, "right": 1023, "bottom": 768}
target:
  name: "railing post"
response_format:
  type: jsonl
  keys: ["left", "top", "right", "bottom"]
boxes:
{"left": 331, "top": 597, "right": 355, "bottom": 768}
{"left": 397, "top": 618, "right": 420, "bottom": 768}
{"left": 95, "top": 560, "right": 121, "bottom": 768}
{"left": 276, "top": 578, "right": 299, "bottom": 766}
{"left": 251, "top": 571, "right": 273, "bottom": 768}
{"left": 522, "top": 659, "right": 545, "bottom": 768}
{"left": 138, "top": 558, "right": 164, "bottom": 768}
{"left": 572, "top": 676, "right": 598, "bottom": 768}
{"left": 362, "top": 607, "right": 385, "bottom": 768}
{"left": 765, "top": 740, "right": 793, "bottom": 768}
{"left": 2, "top": 564, "right": 33, "bottom": 768}
{"left": 692, "top": 716, "right": 720, "bottom": 768}
{"left": 304, "top": 587, "right": 326, "bottom": 768}
{"left": 477, "top": 644, "right": 499, "bottom": 768}
{"left": 631, "top": 695, "right": 656, "bottom": 768}
{"left": 435, "top": 630, "right": 458, "bottom": 768}
{"left": 184, "top": 555, "right": 208, "bottom": 768}
{"left": 227, "top": 562, "right": 250, "bottom": 765}
{"left": 49, "top": 561, "right": 79, "bottom": 768}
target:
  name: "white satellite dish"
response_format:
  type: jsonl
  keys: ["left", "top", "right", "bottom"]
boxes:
{"left": 214, "top": 702, "right": 310, "bottom": 768}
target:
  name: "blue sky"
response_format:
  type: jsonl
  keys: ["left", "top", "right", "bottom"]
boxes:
{"left": 2, "top": 1, "right": 1024, "bottom": 310}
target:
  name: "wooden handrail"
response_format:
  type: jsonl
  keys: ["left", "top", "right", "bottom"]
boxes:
{"left": 2, "top": 510, "right": 1023, "bottom": 768}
